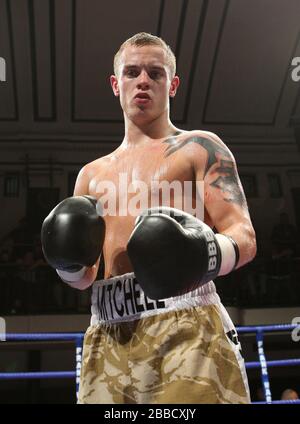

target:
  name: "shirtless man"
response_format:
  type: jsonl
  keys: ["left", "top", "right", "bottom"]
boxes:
{"left": 42, "top": 33, "right": 256, "bottom": 404}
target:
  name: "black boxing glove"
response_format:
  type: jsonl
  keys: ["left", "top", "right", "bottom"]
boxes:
{"left": 41, "top": 196, "right": 105, "bottom": 282}
{"left": 127, "top": 207, "right": 239, "bottom": 299}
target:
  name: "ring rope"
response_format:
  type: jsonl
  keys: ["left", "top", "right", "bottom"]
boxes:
{"left": 1, "top": 324, "right": 299, "bottom": 404}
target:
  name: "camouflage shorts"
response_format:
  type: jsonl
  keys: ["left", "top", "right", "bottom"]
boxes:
{"left": 78, "top": 273, "right": 250, "bottom": 404}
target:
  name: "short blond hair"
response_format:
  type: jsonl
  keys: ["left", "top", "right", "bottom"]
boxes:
{"left": 114, "top": 32, "right": 176, "bottom": 78}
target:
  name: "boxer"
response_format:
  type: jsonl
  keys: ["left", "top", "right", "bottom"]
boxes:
{"left": 42, "top": 32, "right": 256, "bottom": 404}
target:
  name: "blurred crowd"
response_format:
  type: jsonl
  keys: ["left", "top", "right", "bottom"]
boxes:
{"left": 0, "top": 218, "right": 90, "bottom": 314}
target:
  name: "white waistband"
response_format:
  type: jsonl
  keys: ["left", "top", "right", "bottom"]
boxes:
{"left": 90, "top": 272, "right": 220, "bottom": 325}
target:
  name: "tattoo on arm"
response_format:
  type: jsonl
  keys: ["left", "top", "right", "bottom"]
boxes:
{"left": 163, "top": 135, "right": 230, "bottom": 175}
{"left": 210, "top": 160, "right": 246, "bottom": 206}
{"left": 163, "top": 134, "right": 246, "bottom": 207}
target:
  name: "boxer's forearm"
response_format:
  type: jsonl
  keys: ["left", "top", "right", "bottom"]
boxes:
{"left": 221, "top": 222, "right": 257, "bottom": 270}
{"left": 58, "top": 262, "right": 99, "bottom": 290}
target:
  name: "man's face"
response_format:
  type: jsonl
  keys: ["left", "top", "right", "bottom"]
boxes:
{"left": 110, "top": 45, "right": 179, "bottom": 123}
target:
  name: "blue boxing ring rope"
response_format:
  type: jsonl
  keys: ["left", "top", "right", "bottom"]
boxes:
{"left": 0, "top": 325, "right": 300, "bottom": 404}
{"left": 0, "top": 332, "right": 84, "bottom": 398}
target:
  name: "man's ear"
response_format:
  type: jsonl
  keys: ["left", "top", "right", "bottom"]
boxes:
{"left": 169, "top": 76, "right": 180, "bottom": 98}
{"left": 110, "top": 75, "right": 119, "bottom": 97}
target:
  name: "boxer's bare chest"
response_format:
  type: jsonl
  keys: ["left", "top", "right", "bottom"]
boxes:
{"left": 89, "top": 141, "right": 197, "bottom": 207}
{"left": 87, "top": 137, "right": 209, "bottom": 276}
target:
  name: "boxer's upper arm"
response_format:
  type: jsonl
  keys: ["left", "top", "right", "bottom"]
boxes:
{"left": 193, "top": 132, "right": 251, "bottom": 232}
{"left": 193, "top": 132, "right": 256, "bottom": 266}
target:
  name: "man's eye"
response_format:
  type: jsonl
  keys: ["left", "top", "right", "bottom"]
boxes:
{"left": 125, "top": 70, "right": 139, "bottom": 77}
{"left": 149, "top": 71, "right": 161, "bottom": 80}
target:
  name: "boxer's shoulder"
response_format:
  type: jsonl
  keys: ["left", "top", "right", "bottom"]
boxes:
{"left": 80, "top": 151, "right": 121, "bottom": 178}
{"left": 184, "top": 130, "right": 229, "bottom": 150}
{"left": 74, "top": 154, "right": 115, "bottom": 196}
{"left": 182, "top": 130, "right": 235, "bottom": 175}
{"left": 163, "top": 129, "right": 230, "bottom": 158}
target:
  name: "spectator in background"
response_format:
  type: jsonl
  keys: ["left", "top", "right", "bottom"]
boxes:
{"left": 281, "top": 388, "right": 299, "bottom": 401}
{"left": 271, "top": 212, "right": 298, "bottom": 259}
{"left": 245, "top": 255, "right": 267, "bottom": 306}
{"left": 255, "top": 386, "right": 266, "bottom": 402}
{"left": 0, "top": 249, "right": 10, "bottom": 263}
{"left": 0, "top": 237, "right": 15, "bottom": 263}
{"left": 269, "top": 212, "right": 298, "bottom": 304}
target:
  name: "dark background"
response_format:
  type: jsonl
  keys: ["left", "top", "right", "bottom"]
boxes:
{"left": 0, "top": 0, "right": 300, "bottom": 403}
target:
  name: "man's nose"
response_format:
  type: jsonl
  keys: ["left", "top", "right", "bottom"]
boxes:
{"left": 137, "top": 70, "right": 150, "bottom": 89}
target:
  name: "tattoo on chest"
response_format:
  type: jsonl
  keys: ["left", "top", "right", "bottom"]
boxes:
{"left": 210, "top": 160, "right": 245, "bottom": 206}
{"left": 163, "top": 135, "right": 230, "bottom": 175}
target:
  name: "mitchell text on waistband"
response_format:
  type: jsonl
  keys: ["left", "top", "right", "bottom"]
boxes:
{"left": 96, "top": 276, "right": 166, "bottom": 321}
